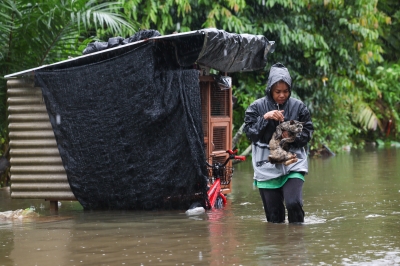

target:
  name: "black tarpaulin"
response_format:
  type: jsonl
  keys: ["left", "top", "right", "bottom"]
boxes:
{"left": 27, "top": 28, "right": 276, "bottom": 210}
{"left": 196, "top": 28, "right": 275, "bottom": 72}
{"left": 35, "top": 44, "right": 208, "bottom": 210}
{"left": 5, "top": 29, "right": 275, "bottom": 79}
{"left": 80, "top": 28, "right": 275, "bottom": 73}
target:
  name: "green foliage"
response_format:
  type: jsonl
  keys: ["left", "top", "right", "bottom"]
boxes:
{"left": 120, "top": 0, "right": 249, "bottom": 34}
{"left": 311, "top": 94, "right": 360, "bottom": 151}
{"left": 376, "top": 139, "right": 400, "bottom": 148}
{"left": 0, "top": 0, "right": 135, "bottom": 156}
{"left": 1, "top": 0, "right": 400, "bottom": 156}
{"left": 371, "top": 63, "right": 400, "bottom": 134}
{"left": 229, "top": 0, "right": 400, "bottom": 153}
{"left": 1, "top": 0, "right": 134, "bottom": 72}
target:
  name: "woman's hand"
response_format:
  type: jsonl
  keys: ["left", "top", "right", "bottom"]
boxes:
{"left": 263, "top": 110, "right": 284, "bottom": 122}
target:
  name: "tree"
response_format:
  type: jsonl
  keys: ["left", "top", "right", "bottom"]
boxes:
{"left": 0, "top": 0, "right": 134, "bottom": 152}
{"left": 1, "top": 0, "right": 400, "bottom": 157}
{"left": 229, "top": 0, "right": 398, "bottom": 152}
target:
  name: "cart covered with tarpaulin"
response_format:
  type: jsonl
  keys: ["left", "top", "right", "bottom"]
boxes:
{"left": 5, "top": 28, "right": 275, "bottom": 210}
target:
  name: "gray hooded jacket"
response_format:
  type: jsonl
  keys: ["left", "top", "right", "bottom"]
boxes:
{"left": 243, "top": 63, "right": 314, "bottom": 181}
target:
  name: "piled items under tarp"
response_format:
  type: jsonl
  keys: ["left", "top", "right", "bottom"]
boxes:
{"left": 32, "top": 28, "right": 275, "bottom": 210}
{"left": 79, "top": 28, "right": 275, "bottom": 73}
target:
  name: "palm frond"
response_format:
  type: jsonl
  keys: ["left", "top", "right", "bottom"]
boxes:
{"left": 353, "top": 102, "right": 383, "bottom": 131}
{"left": 2, "top": 0, "right": 137, "bottom": 71}
{"left": 0, "top": 0, "right": 20, "bottom": 62}
{"left": 79, "top": 1, "right": 136, "bottom": 34}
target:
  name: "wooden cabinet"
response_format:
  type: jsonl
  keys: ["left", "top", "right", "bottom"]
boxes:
{"left": 200, "top": 75, "right": 233, "bottom": 194}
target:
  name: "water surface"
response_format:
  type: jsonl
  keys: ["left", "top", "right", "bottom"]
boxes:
{"left": 1, "top": 147, "right": 400, "bottom": 265}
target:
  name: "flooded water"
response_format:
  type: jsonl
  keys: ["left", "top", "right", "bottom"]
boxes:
{"left": 1, "top": 146, "right": 400, "bottom": 265}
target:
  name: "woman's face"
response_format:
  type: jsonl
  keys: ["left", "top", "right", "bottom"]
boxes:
{"left": 271, "top": 82, "right": 290, "bottom": 105}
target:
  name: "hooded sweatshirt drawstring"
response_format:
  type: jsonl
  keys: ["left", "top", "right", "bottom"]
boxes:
{"left": 276, "top": 103, "right": 281, "bottom": 124}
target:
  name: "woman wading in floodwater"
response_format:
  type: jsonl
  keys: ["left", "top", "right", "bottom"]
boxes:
{"left": 243, "top": 63, "right": 314, "bottom": 223}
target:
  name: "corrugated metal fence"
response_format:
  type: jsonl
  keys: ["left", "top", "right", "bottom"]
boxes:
{"left": 7, "top": 77, "right": 75, "bottom": 201}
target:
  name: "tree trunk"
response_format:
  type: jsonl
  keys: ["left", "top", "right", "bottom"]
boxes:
{"left": 232, "top": 122, "right": 245, "bottom": 149}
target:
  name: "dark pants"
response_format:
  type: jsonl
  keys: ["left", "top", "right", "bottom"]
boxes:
{"left": 259, "top": 178, "right": 304, "bottom": 223}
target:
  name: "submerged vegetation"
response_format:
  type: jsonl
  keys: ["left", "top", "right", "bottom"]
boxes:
{"left": 1, "top": 0, "right": 399, "bottom": 167}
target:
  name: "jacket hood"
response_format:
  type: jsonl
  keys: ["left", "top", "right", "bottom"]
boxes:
{"left": 265, "top": 63, "right": 292, "bottom": 99}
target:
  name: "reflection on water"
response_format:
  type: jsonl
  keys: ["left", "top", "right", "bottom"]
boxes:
{"left": 0, "top": 147, "right": 400, "bottom": 265}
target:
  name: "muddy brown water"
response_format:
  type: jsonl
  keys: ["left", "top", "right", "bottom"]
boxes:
{"left": 1, "top": 146, "right": 400, "bottom": 265}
